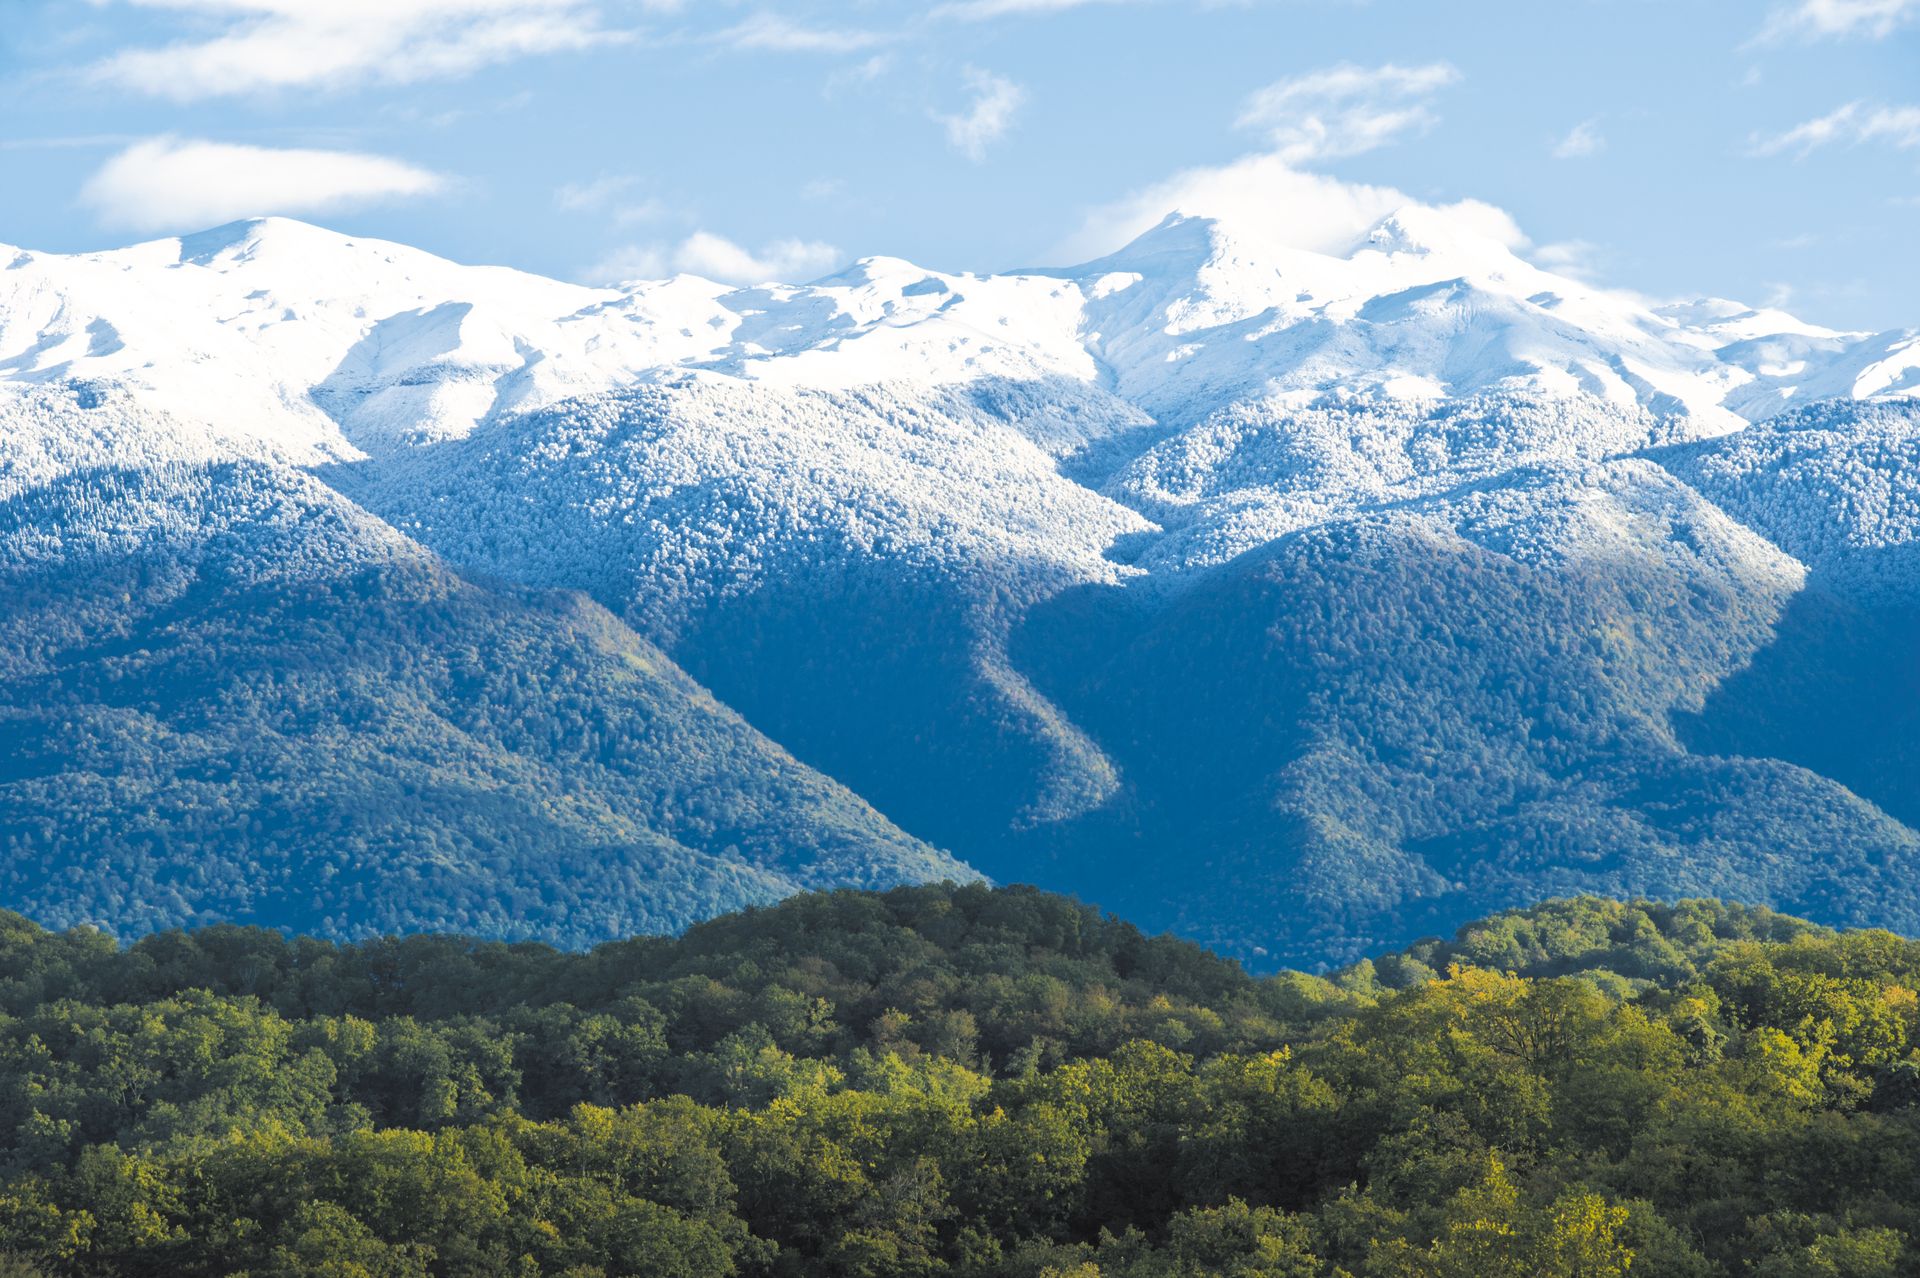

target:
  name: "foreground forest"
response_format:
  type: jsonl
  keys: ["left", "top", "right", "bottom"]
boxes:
{"left": 1, "top": 884, "right": 1918, "bottom": 1276}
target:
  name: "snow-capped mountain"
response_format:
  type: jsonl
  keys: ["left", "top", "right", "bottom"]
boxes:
{"left": 4, "top": 191, "right": 1919, "bottom": 965}
{"left": 5, "top": 199, "right": 1915, "bottom": 470}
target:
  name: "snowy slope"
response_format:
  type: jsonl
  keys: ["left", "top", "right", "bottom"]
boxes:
{"left": 1, "top": 219, "right": 724, "bottom": 462}
{"left": 1660, "top": 398, "right": 1920, "bottom": 602}
{"left": 0, "top": 219, "right": 1107, "bottom": 469}
{"left": 3, "top": 199, "right": 1914, "bottom": 483}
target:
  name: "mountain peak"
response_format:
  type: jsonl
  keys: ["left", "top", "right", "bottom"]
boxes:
{"left": 176, "top": 214, "right": 299, "bottom": 250}
{"left": 1074, "top": 191, "right": 1533, "bottom": 300}
{"left": 0, "top": 193, "right": 1913, "bottom": 462}
{"left": 819, "top": 255, "right": 954, "bottom": 291}
{"left": 1357, "top": 202, "right": 1528, "bottom": 265}
{"left": 171, "top": 217, "right": 468, "bottom": 277}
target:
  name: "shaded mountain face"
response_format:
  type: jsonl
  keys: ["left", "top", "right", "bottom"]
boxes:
{"left": 0, "top": 439, "right": 973, "bottom": 943}
{"left": 1662, "top": 400, "right": 1920, "bottom": 844}
{"left": 1, "top": 202, "right": 1917, "bottom": 964}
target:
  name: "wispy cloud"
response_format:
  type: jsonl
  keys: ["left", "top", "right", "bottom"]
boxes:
{"left": 582, "top": 244, "right": 673, "bottom": 283}
{"left": 1236, "top": 62, "right": 1461, "bottom": 165}
{"left": 0, "top": 133, "right": 143, "bottom": 152}
{"left": 933, "top": 0, "right": 1129, "bottom": 18}
{"left": 78, "top": 136, "right": 447, "bottom": 233}
{"left": 936, "top": 68, "right": 1026, "bottom": 162}
{"left": 1751, "top": 101, "right": 1920, "bottom": 156}
{"left": 586, "top": 231, "right": 842, "bottom": 285}
{"left": 1552, "top": 119, "right": 1606, "bottom": 160}
{"left": 1756, "top": 0, "right": 1920, "bottom": 41}
{"left": 554, "top": 174, "right": 668, "bottom": 226}
{"left": 1056, "top": 152, "right": 1523, "bottom": 264}
{"left": 825, "top": 54, "right": 893, "bottom": 96}
{"left": 712, "top": 13, "right": 892, "bottom": 54}
{"left": 84, "top": 0, "right": 627, "bottom": 100}
{"left": 1531, "top": 239, "right": 1605, "bottom": 280}
{"left": 555, "top": 175, "right": 639, "bottom": 213}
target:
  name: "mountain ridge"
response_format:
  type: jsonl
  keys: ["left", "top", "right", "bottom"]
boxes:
{"left": 6, "top": 203, "right": 1916, "bottom": 467}
{"left": 3, "top": 191, "right": 1920, "bottom": 965}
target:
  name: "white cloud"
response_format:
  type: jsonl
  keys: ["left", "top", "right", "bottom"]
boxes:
{"left": 586, "top": 231, "right": 843, "bottom": 285}
{"left": 713, "top": 13, "right": 891, "bottom": 53}
{"left": 1757, "top": 0, "right": 1920, "bottom": 40}
{"left": 78, "top": 136, "right": 447, "bottom": 233}
{"left": 1552, "top": 119, "right": 1606, "bottom": 160}
{"left": 674, "top": 232, "right": 841, "bottom": 283}
{"left": 1751, "top": 101, "right": 1920, "bottom": 156}
{"left": 1236, "top": 62, "right": 1461, "bottom": 165}
{"left": 1055, "top": 152, "right": 1523, "bottom": 264}
{"left": 86, "top": 0, "right": 626, "bottom": 100}
{"left": 937, "top": 68, "right": 1026, "bottom": 162}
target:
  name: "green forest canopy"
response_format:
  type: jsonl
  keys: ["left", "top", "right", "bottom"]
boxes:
{"left": 1, "top": 883, "right": 1917, "bottom": 1276}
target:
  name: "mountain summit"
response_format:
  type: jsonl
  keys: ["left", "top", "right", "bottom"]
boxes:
{"left": 6, "top": 201, "right": 1915, "bottom": 467}
{"left": 3, "top": 189, "right": 1919, "bottom": 963}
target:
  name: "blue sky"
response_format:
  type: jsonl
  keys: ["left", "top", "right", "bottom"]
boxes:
{"left": 1, "top": 0, "right": 1916, "bottom": 329}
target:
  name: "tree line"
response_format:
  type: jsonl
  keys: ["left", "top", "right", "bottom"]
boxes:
{"left": 0, "top": 883, "right": 1916, "bottom": 1275}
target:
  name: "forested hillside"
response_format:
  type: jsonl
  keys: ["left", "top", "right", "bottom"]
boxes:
{"left": 0, "top": 458, "right": 970, "bottom": 943}
{"left": 1, "top": 884, "right": 1917, "bottom": 1275}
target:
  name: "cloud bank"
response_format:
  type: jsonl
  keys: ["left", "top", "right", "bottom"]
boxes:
{"left": 79, "top": 137, "right": 447, "bottom": 233}
{"left": 87, "top": 0, "right": 625, "bottom": 99}
{"left": 938, "top": 68, "right": 1027, "bottom": 161}
{"left": 1753, "top": 102, "right": 1920, "bottom": 156}
{"left": 1757, "top": 0, "right": 1920, "bottom": 41}
{"left": 586, "top": 231, "right": 843, "bottom": 286}
{"left": 1056, "top": 152, "right": 1524, "bottom": 264}
{"left": 1236, "top": 61, "right": 1461, "bottom": 165}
